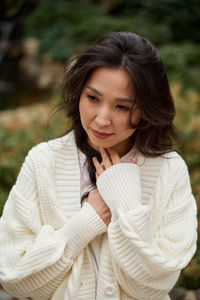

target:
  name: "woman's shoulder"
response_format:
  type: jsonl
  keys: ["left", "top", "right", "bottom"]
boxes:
{"left": 162, "top": 151, "right": 188, "bottom": 171}
{"left": 157, "top": 151, "right": 190, "bottom": 189}
{"left": 144, "top": 150, "right": 187, "bottom": 168}
{"left": 139, "top": 150, "right": 187, "bottom": 170}
{"left": 140, "top": 150, "right": 189, "bottom": 185}
{"left": 47, "top": 130, "right": 76, "bottom": 151}
{"left": 31, "top": 130, "right": 75, "bottom": 153}
{"left": 24, "top": 131, "right": 76, "bottom": 167}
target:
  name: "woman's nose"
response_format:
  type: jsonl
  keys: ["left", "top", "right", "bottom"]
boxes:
{"left": 95, "top": 108, "right": 111, "bottom": 127}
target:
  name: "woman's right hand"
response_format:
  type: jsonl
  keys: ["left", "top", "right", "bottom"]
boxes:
{"left": 87, "top": 189, "right": 111, "bottom": 226}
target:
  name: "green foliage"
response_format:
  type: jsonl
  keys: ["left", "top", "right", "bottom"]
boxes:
{"left": 20, "top": 0, "right": 200, "bottom": 90}
{"left": 2, "top": 0, "right": 28, "bottom": 18}
{"left": 22, "top": 1, "right": 116, "bottom": 61}
{"left": 96, "top": 0, "right": 200, "bottom": 43}
{"left": 171, "top": 84, "right": 200, "bottom": 288}
{"left": 22, "top": 0, "right": 173, "bottom": 61}
{"left": 159, "top": 43, "right": 200, "bottom": 90}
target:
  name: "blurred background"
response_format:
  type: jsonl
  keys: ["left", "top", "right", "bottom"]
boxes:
{"left": 0, "top": 0, "right": 199, "bottom": 294}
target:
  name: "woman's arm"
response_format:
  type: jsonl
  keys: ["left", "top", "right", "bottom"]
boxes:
{"left": 0, "top": 147, "right": 107, "bottom": 299}
{"left": 95, "top": 149, "right": 197, "bottom": 299}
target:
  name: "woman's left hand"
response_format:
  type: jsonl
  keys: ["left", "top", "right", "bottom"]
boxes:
{"left": 93, "top": 148, "right": 121, "bottom": 178}
{"left": 93, "top": 147, "right": 138, "bottom": 179}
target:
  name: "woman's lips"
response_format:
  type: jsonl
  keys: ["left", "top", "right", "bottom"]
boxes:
{"left": 91, "top": 128, "right": 113, "bottom": 139}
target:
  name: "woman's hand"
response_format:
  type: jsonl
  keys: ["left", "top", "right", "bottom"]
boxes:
{"left": 88, "top": 148, "right": 137, "bottom": 226}
{"left": 87, "top": 189, "right": 111, "bottom": 226}
{"left": 93, "top": 147, "right": 137, "bottom": 178}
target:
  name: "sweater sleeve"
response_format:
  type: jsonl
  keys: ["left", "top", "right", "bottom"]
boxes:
{"left": 0, "top": 147, "right": 106, "bottom": 299}
{"left": 97, "top": 159, "right": 197, "bottom": 300}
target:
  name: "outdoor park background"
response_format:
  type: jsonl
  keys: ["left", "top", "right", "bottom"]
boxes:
{"left": 0, "top": 0, "right": 199, "bottom": 291}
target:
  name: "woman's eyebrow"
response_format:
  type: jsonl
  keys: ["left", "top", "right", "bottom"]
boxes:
{"left": 115, "top": 97, "right": 135, "bottom": 103}
{"left": 85, "top": 85, "right": 102, "bottom": 96}
{"left": 85, "top": 84, "right": 135, "bottom": 103}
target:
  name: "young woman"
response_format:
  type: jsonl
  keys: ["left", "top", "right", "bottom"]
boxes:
{"left": 0, "top": 32, "right": 197, "bottom": 300}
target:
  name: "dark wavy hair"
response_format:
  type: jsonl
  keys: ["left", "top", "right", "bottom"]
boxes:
{"left": 62, "top": 31, "right": 177, "bottom": 186}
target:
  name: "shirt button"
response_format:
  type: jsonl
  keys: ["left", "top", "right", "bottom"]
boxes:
{"left": 104, "top": 285, "right": 115, "bottom": 296}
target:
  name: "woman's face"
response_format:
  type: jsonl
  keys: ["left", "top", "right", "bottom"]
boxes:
{"left": 79, "top": 67, "right": 140, "bottom": 156}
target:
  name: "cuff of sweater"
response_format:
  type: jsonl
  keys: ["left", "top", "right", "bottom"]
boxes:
{"left": 60, "top": 202, "right": 107, "bottom": 258}
{"left": 97, "top": 163, "right": 141, "bottom": 214}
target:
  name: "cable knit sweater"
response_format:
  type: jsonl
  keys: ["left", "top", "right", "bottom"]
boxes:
{"left": 0, "top": 131, "right": 197, "bottom": 300}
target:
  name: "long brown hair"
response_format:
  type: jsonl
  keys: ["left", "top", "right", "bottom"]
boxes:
{"left": 62, "top": 31, "right": 177, "bottom": 185}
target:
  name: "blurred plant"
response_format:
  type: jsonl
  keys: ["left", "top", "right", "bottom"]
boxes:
{"left": 96, "top": 0, "right": 200, "bottom": 43}
{"left": 159, "top": 43, "right": 200, "bottom": 90}
{"left": 22, "top": 1, "right": 117, "bottom": 62}
{"left": 0, "top": 0, "right": 34, "bottom": 20}
{"left": 171, "top": 82, "right": 200, "bottom": 288}
{"left": 19, "top": 0, "right": 200, "bottom": 91}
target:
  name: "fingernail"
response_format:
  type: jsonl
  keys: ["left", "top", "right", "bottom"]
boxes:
{"left": 130, "top": 157, "right": 137, "bottom": 164}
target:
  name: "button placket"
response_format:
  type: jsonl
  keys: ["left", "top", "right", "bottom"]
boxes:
{"left": 104, "top": 284, "right": 116, "bottom": 296}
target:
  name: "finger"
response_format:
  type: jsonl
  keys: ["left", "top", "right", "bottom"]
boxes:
{"left": 107, "top": 148, "right": 121, "bottom": 165}
{"left": 95, "top": 171, "right": 99, "bottom": 180}
{"left": 100, "top": 148, "right": 112, "bottom": 169}
{"left": 92, "top": 157, "right": 104, "bottom": 175}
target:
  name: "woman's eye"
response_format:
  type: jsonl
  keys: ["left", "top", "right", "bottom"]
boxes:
{"left": 87, "top": 95, "right": 98, "bottom": 102}
{"left": 116, "top": 105, "right": 130, "bottom": 111}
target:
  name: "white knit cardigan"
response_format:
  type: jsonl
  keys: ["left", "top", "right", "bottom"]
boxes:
{"left": 0, "top": 131, "right": 197, "bottom": 300}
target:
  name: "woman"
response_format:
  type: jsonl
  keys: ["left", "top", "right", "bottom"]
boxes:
{"left": 0, "top": 31, "right": 197, "bottom": 300}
